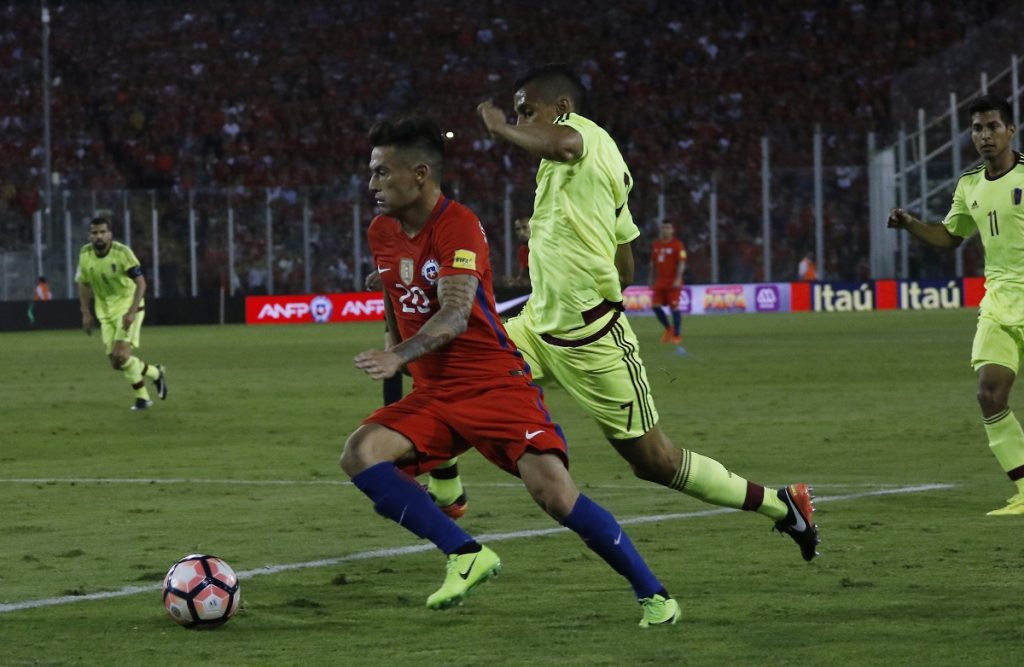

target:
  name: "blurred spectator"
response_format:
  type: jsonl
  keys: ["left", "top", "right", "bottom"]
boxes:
{"left": 246, "top": 264, "right": 268, "bottom": 295}
{"left": 798, "top": 252, "right": 818, "bottom": 282}
{"left": 34, "top": 276, "right": 52, "bottom": 300}
{"left": 0, "top": 0, "right": 1013, "bottom": 287}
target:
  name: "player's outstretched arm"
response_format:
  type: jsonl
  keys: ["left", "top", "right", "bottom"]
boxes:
{"left": 477, "top": 101, "right": 582, "bottom": 162}
{"left": 354, "top": 274, "right": 478, "bottom": 380}
{"left": 887, "top": 208, "right": 963, "bottom": 249}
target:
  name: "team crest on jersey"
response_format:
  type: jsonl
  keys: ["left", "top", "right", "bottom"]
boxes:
{"left": 399, "top": 258, "right": 415, "bottom": 284}
{"left": 1013, "top": 188, "right": 1022, "bottom": 206}
{"left": 421, "top": 258, "right": 440, "bottom": 284}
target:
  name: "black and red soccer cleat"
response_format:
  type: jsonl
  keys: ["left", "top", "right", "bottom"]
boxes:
{"left": 774, "top": 483, "right": 820, "bottom": 561}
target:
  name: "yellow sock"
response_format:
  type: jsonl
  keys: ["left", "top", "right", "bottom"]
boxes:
{"left": 122, "top": 356, "right": 151, "bottom": 400}
{"left": 984, "top": 409, "right": 1024, "bottom": 495}
{"left": 672, "top": 449, "right": 787, "bottom": 521}
{"left": 427, "top": 457, "right": 463, "bottom": 505}
{"left": 141, "top": 361, "right": 161, "bottom": 381}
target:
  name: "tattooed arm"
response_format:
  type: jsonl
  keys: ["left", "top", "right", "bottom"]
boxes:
{"left": 392, "top": 273, "right": 477, "bottom": 362}
{"left": 354, "top": 273, "right": 478, "bottom": 380}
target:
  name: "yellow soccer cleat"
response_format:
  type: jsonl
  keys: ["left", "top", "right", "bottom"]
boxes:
{"left": 426, "top": 546, "right": 501, "bottom": 610}
{"left": 638, "top": 594, "right": 680, "bottom": 628}
{"left": 986, "top": 493, "right": 1024, "bottom": 516}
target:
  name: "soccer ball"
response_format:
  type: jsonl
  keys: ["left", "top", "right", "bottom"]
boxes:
{"left": 162, "top": 554, "right": 241, "bottom": 629}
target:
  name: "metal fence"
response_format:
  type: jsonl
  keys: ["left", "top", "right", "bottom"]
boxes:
{"left": 2, "top": 132, "right": 877, "bottom": 303}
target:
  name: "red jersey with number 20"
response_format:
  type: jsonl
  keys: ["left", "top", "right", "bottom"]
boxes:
{"left": 651, "top": 238, "right": 686, "bottom": 287}
{"left": 368, "top": 196, "right": 527, "bottom": 388}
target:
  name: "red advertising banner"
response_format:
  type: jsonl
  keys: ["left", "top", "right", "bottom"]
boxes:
{"left": 245, "top": 293, "right": 386, "bottom": 324}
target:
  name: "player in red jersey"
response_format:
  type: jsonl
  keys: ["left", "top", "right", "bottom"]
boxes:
{"left": 650, "top": 222, "right": 686, "bottom": 345}
{"left": 339, "top": 116, "right": 680, "bottom": 626}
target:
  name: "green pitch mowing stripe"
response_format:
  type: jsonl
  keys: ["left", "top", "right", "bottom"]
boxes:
{"left": 0, "top": 482, "right": 953, "bottom": 615}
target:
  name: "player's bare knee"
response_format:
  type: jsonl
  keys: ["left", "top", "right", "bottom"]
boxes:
{"left": 341, "top": 426, "right": 400, "bottom": 476}
{"left": 110, "top": 355, "right": 126, "bottom": 370}
{"left": 519, "top": 453, "right": 577, "bottom": 520}
{"left": 526, "top": 485, "right": 574, "bottom": 521}
{"left": 340, "top": 430, "right": 371, "bottom": 476}
{"left": 614, "top": 433, "right": 676, "bottom": 486}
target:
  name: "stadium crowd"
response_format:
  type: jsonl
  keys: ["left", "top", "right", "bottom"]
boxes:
{"left": 0, "top": 0, "right": 1007, "bottom": 290}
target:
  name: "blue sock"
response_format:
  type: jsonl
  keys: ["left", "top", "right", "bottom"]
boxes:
{"left": 653, "top": 306, "right": 670, "bottom": 330}
{"left": 561, "top": 494, "right": 663, "bottom": 599}
{"left": 350, "top": 462, "right": 475, "bottom": 555}
{"left": 671, "top": 310, "right": 682, "bottom": 336}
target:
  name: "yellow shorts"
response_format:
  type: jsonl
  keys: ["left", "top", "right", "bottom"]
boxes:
{"left": 971, "top": 314, "right": 1024, "bottom": 373}
{"left": 505, "top": 307, "right": 658, "bottom": 440}
{"left": 100, "top": 309, "right": 145, "bottom": 356}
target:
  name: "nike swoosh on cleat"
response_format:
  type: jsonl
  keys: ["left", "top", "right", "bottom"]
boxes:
{"left": 459, "top": 554, "right": 479, "bottom": 580}
{"left": 525, "top": 429, "right": 545, "bottom": 440}
{"left": 787, "top": 495, "right": 807, "bottom": 532}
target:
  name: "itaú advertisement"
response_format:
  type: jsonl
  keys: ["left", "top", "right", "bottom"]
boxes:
{"left": 245, "top": 293, "right": 385, "bottom": 324}
{"left": 788, "top": 277, "right": 986, "bottom": 312}
{"left": 627, "top": 278, "right": 984, "bottom": 315}
{"left": 623, "top": 284, "right": 791, "bottom": 315}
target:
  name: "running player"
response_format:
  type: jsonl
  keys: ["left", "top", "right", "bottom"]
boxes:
{"left": 76, "top": 215, "right": 167, "bottom": 410}
{"left": 468, "top": 63, "right": 819, "bottom": 560}
{"left": 341, "top": 116, "right": 680, "bottom": 626}
{"left": 889, "top": 93, "right": 1024, "bottom": 515}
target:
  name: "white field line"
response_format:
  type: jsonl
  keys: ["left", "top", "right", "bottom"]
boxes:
{"left": 0, "top": 483, "right": 953, "bottom": 615}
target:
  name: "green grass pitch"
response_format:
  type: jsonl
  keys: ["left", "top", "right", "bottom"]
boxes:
{"left": 1, "top": 310, "right": 1021, "bottom": 666}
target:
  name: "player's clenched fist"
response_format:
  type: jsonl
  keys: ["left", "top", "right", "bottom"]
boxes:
{"left": 887, "top": 208, "right": 913, "bottom": 229}
{"left": 477, "top": 100, "right": 506, "bottom": 136}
